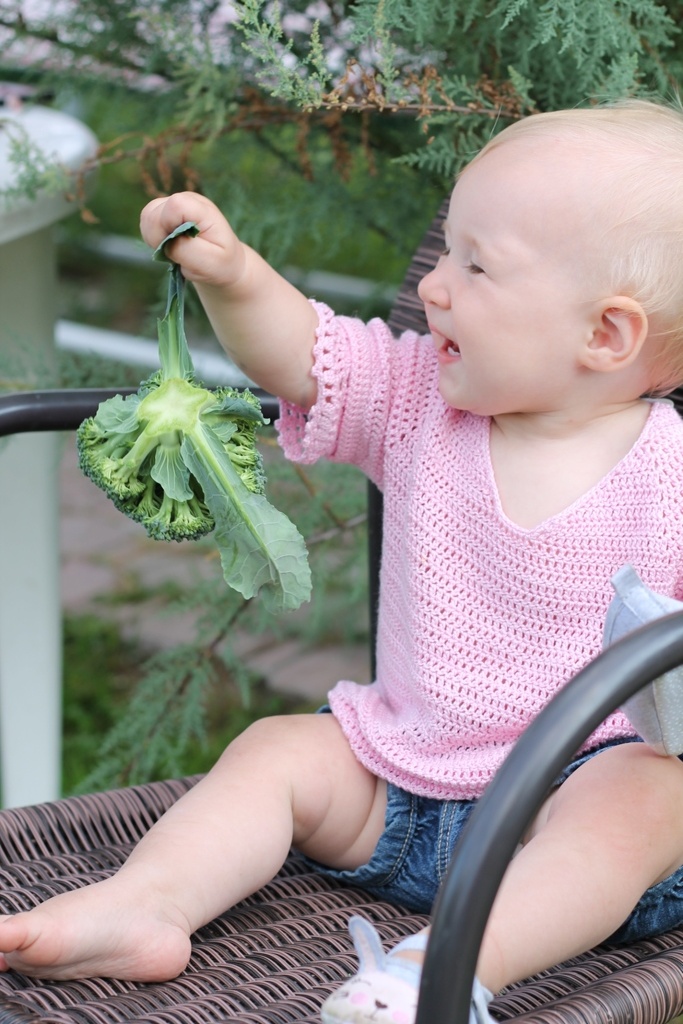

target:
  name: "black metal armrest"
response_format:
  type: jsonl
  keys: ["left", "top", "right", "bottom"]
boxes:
{"left": 0, "top": 387, "right": 280, "bottom": 437}
{"left": 0, "top": 388, "right": 131, "bottom": 436}
{"left": 417, "top": 612, "right": 683, "bottom": 1024}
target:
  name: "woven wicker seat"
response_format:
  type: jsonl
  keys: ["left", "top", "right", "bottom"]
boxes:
{"left": 3, "top": 203, "right": 683, "bottom": 1024}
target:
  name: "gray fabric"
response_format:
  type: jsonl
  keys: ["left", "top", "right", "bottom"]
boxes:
{"left": 604, "top": 564, "right": 683, "bottom": 755}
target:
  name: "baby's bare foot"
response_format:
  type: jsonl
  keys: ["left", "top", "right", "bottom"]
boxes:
{"left": 0, "top": 876, "right": 192, "bottom": 981}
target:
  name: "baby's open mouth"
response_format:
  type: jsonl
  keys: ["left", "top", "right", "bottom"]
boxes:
{"left": 437, "top": 335, "right": 460, "bottom": 360}
{"left": 429, "top": 322, "right": 461, "bottom": 361}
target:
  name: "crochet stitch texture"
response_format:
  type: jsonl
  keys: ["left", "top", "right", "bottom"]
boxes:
{"left": 277, "top": 304, "right": 683, "bottom": 800}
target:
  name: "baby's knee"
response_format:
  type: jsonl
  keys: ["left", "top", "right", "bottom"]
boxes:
{"left": 220, "top": 711, "right": 341, "bottom": 766}
{"left": 632, "top": 752, "right": 683, "bottom": 880}
{"left": 607, "top": 741, "right": 683, "bottom": 786}
{"left": 222, "top": 713, "right": 299, "bottom": 757}
{"left": 591, "top": 742, "right": 683, "bottom": 828}
{"left": 638, "top": 749, "right": 683, "bottom": 819}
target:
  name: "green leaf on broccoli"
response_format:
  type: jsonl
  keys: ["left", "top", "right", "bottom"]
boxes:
{"left": 76, "top": 222, "right": 311, "bottom": 612}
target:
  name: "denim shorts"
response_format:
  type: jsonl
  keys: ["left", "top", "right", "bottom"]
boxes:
{"left": 302, "top": 735, "right": 683, "bottom": 946}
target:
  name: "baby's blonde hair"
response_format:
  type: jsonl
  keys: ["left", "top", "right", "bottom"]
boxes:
{"left": 472, "top": 100, "right": 683, "bottom": 394}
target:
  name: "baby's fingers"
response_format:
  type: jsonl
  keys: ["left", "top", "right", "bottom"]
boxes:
{"left": 140, "top": 193, "right": 213, "bottom": 249}
{"left": 140, "top": 193, "right": 241, "bottom": 286}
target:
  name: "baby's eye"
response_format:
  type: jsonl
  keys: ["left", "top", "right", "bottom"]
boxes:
{"left": 466, "top": 261, "right": 484, "bottom": 275}
{"left": 440, "top": 246, "right": 451, "bottom": 257}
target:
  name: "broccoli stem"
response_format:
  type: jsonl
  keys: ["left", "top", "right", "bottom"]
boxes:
{"left": 138, "top": 377, "right": 209, "bottom": 435}
{"left": 184, "top": 425, "right": 267, "bottom": 551}
{"left": 156, "top": 254, "right": 195, "bottom": 382}
{"left": 160, "top": 291, "right": 191, "bottom": 381}
{"left": 116, "top": 425, "right": 162, "bottom": 478}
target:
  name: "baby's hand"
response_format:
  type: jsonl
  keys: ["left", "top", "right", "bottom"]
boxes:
{"left": 139, "top": 192, "right": 246, "bottom": 290}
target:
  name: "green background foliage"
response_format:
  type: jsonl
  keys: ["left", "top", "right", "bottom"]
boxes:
{"left": 4, "top": 0, "right": 683, "bottom": 277}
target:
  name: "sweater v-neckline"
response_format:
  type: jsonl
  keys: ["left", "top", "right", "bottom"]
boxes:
{"left": 479, "top": 402, "right": 658, "bottom": 535}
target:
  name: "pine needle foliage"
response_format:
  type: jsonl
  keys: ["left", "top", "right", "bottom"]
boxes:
{"left": 2, "top": 0, "right": 683, "bottom": 267}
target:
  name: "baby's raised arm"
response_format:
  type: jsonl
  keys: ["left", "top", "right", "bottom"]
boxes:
{"left": 140, "top": 193, "right": 319, "bottom": 409}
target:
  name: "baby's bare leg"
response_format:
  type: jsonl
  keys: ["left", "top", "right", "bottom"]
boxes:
{"left": 339, "top": 741, "right": 683, "bottom": 1018}
{"left": 477, "top": 742, "right": 683, "bottom": 993}
{"left": 0, "top": 713, "right": 386, "bottom": 982}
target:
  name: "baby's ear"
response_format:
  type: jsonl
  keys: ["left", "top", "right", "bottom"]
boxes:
{"left": 582, "top": 297, "right": 648, "bottom": 373}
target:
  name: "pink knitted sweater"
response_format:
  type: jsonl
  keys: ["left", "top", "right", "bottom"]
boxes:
{"left": 277, "top": 304, "right": 683, "bottom": 800}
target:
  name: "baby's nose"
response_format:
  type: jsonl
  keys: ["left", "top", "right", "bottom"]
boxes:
{"left": 417, "top": 267, "right": 450, "bottom": 308}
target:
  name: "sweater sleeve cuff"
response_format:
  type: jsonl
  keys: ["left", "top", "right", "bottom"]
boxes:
{"left": 276, "top": 300, "right": 347, "bottom": 464}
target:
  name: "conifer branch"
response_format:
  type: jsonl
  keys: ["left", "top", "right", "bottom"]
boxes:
{"left": 0, "top": 12, "right": 153, "bottom": 77}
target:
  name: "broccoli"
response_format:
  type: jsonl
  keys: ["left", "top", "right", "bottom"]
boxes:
{"left": 77, "top": 222, "right": 311, "bottom": 612}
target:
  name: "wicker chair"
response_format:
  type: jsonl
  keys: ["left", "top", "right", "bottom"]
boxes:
{"left": 3, "top": 204, "right": 683, "bottom": 1024}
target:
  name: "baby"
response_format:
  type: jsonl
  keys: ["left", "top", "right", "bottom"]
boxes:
{"left": 3, "top": 99, "right": 683, "bottom": 1024}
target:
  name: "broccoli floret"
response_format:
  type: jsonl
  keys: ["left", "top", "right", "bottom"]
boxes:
{"left": 76, "top": 221, "right": 311, "bottom": 612}
{"left": 127, "top": 479, "right": 212, "bottom": 542}
{"left": 203, "top": 387, "right": 267, "bottom": 494}
{"left": 77, "top": 417, "right": 147, "bottom": 500}
{"left": 113, "top": 475, "right": 213, "bottom": 542}
{"left": 77, "top": 345, "right": 268, "bottom": 543}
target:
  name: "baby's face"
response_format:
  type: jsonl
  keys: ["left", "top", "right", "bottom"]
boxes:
{"left": 418, "top": 139, "right": 607, "bottom": 418}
